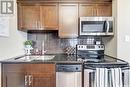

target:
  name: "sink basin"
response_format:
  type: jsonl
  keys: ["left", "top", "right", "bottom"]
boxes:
{"left": 15, "top": 55, "right": 55, "bottom": 61}
{"left": 31, "top": 55, "right": 55, "bottom": 61}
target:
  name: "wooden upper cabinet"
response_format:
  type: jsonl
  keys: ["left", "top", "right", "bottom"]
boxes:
{"left": 17, "top": 0, "right": 111, "bottom": 3}
{"left": 96, "top": 4, "right": 112, "bottom": 16}
{"left": 79, "top": 3, "right": 112, "bottom": 17}
{"left": 97, "top": 0, "right": 112, "bottom": 2}
{"left": 18, "top": 5, "right": 40, "bottom": 30}
{"left": 17, "top": 0, "right": 60, "bottom": 3}
{"left": 18, "top": 2, "right": 112, "bottom": 35}
{"left": 79, "top": 4, "right": 96, "bottom": 17}
{"left": 18, "top": 3, "right": 58, "bottom": 30}
{"left": 40, "top": 4, "right": 58, "bottom": 30}
{"left": 59, "top": 4, "right": 78, "bottom": 38}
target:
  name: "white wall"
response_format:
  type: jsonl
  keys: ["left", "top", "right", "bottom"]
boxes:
{"left": 105, "top": 0, "right": 130, "bottom": 63}
{"left": 0, "top": 0, "right": 27, "bottom": 60}
{"left": 0, "top": 0, "right": 27, "bottom": 86}
{"left": 103, "top": 0, "right": 117, "bottom": 58}
{"left": 116, "top": 0, "right": 130, "bottom": 63}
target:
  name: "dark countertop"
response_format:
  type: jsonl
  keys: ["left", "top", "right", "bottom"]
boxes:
{"left": 0, "top": 54, "right": 83, "bottom": 64}
{"left": 0, "top": 54, "right": 129, "bottom": 68}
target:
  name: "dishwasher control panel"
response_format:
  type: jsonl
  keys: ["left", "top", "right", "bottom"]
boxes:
{"left": 56, "top": 64, "right": 82, "bottom": 72}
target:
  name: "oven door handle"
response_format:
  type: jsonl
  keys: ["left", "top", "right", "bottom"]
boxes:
{"left": 84, "top": 66, "right": 95, "bottom": 71}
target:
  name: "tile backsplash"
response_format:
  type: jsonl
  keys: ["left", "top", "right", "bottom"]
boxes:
{"left": 28, "top": 31, "right": 102, "bottom": 54}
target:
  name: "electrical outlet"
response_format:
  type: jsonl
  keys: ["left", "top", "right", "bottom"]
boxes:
{"left": 125, "top": 35, "right": 130, "bottom": 42}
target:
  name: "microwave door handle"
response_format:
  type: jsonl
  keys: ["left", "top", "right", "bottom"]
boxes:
{"left": 106, "top": 20, "right": 110, "bottom": 33}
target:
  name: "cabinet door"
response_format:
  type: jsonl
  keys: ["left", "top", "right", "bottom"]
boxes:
{"left": 79, "top": 4, "right": 96, "bottom": 17}
{"left": 24, "top": 64, "right": 55, "bottom": 73}
{"left": 19, "top": 5, "right": 40, "bottom": 30}
{"left": 96, "top": 4, "right": 112, "bottom": 16}
{"left": 29, "top": 73, "right": 55, "bottom": 87}
{"left": 24, "top": 64, "right": 56, "bottom": 87}
{"left": 40, "top": 4, "right": 58, "bottom": 30}
{"left": 2, "top": 64, "right": 25, "bottom": 87}
{"left": 3, "top": 72, "right": 25, "bottom": 87}
{"left": 59, "top": 4, "right": 78, "bottom": 38}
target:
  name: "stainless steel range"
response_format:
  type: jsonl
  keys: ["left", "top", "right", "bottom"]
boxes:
{"left": 76, "top": 44, "right": 129, "bottom": 87}
{"left": 76, "top": 44, "right": 128, "bottom": 67}
{"left": 76, "top": 44, "right": 105, "bottom": 62}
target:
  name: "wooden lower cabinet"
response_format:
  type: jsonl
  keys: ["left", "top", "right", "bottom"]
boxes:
{"left": 2, "top": 64, "right": 25, "bottom": 87}
{"left": 2, "top": 64, "right": 56, "bottom": 87}
{"left": 29, "top": 73, "right": 55, "bottom": 87}
{"left": 3, "top": 72, "right": 25, "bottom": 87}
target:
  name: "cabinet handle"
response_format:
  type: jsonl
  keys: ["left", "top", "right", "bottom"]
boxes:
{"left": 35, "top": 21, "right": 37, "bottom": 29}
{"left": 36, "top": 21, "right": 38, "bottom": 29}
{"left": 29, "top": 75, "right": 33, "bottom": 86}
{"left": 25, "top": 75, "right": 28, "bottom": 86}
{"left": 38, "top": 20, "right": 41, "bottom": 30}
{"left": 6, "top": 76, "right": 7, "bottom": 87}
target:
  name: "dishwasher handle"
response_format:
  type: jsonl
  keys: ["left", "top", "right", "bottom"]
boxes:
{"left": 56, "top": 65, "right": 82, "bottom": 72}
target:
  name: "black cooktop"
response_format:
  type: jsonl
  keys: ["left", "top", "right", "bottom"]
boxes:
{"left": 77, "top": 55, "right": 129, "bottom": 68}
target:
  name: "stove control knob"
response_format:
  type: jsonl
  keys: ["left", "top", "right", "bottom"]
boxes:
{"left": 76, "top": 67, "right": 78, "bottom": 70}
{"left": 101, "top": 45, "right": 104, "bottom": 48}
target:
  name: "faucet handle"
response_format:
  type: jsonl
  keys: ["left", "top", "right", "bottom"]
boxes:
{"left": 42, "top": 50, "right": 47, "bottom": 54}
{"left": 33, "top": 48, "right": 43, "bottom": 55}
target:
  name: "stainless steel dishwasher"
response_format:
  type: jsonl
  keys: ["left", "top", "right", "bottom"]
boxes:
{"left": 56, "top": 64, "right": 82, "bottom": 87}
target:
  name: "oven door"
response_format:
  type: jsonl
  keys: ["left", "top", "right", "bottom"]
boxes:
{"left": 84, "top": 69, "right": 95, "bottom": 87}
{"left": 84, "top": 66, "right": 130, "bottom": 87}
{"left": 122, "top": 67, "right": 130, "bottom": 87}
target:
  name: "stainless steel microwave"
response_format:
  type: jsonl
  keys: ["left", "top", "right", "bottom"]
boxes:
{"left": 80, "top": 17, "right": 114, "bottom": 36}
